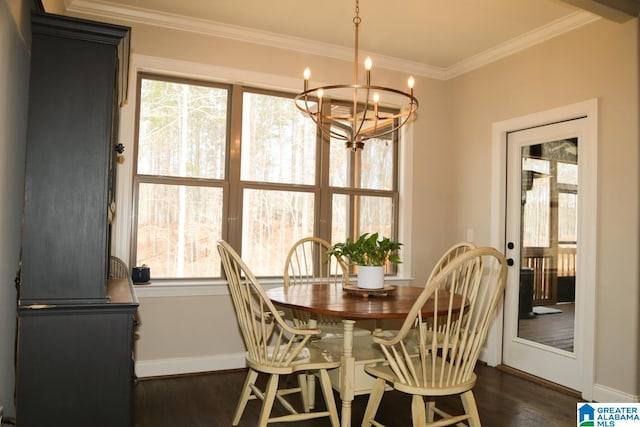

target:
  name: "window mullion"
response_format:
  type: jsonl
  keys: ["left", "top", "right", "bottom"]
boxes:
{"left": 226, "top": 84, "right": 244, "bottom": 251}
{"left": 318, "top": 107, "right": 331, "bottom": 242}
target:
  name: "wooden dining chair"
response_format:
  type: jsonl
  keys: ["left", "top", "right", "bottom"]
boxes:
{"left": 284, "top": 236, "right": 370, "bottom": 338}
{"left": 284, "top": 236, "right": 373, "bottom": 411}
{"left": 382, "top": 242, "right": 477, "bottom": 340}
{"left": 361, "top": 247, "right": 507, "bottom": 427}
{"left": 217, "top": 240, "right": 341, "bottom": 427}
{"left": 284, "top": 236, "right": 349, "bottom": 289}
{"left": 108, "top": 256, "right": 130, "bottom": 280}
{"left": 427, "top": 241, "right": 477, "bottom": 283}
{"left": 425, "top": 241, "right": 478, "bottom": 339}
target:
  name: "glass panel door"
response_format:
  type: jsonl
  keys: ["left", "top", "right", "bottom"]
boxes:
{"left": 503, "top": 118, "right": 586, "bottom": 391}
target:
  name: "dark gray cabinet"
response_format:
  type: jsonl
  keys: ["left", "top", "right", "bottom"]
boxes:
{"left": 16, "top": 299, "right": 137, "bottom": 426}
{"left": 16, "top": 13, "right": 137, "bottom": 427}
{"left": 20, "top": 13, "right": 130, "bottom": 305}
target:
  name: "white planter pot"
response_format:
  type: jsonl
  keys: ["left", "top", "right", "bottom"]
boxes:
{"left": 357, "top": 265, "right": 385, "bottom": 289}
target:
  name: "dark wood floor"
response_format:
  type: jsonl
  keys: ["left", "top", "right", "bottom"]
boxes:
{"left": 519, "top": 302, "right": 575, "bottom": 351}
{"left": 134, "top": 364, "right": 582, "bottom": 427}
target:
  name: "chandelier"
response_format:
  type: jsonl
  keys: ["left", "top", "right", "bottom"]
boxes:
{"left": 295, "top": 0, "right": 419, "bottom": 151}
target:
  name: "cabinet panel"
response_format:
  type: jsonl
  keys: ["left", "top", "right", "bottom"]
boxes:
{"left": 16, "top": 305, "right": 137, "bottom": 427}
{"left": 20, "top": 14, "right": 129, "bottom": 304}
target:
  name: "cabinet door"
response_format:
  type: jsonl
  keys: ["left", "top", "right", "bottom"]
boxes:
{"left": 16, "top": 306, "right": 137, "bottom": 426}
{"left": 20, "top": 15, "right": 128, "bottom": 304}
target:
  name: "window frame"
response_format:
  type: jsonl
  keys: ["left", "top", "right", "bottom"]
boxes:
{"left": 129, "top": 71, "right": 401, "bottom": 281}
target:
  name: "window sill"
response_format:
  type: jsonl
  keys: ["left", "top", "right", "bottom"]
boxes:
{"left": 134, "top": 276, "right": 415, "bottom": 298}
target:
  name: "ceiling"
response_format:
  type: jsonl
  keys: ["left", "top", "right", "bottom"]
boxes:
{"left": 43, "top": 0, "right": 638, "bottom": 78}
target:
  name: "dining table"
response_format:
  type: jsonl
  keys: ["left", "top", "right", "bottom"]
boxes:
{"left": 266, "top": 283, "right": 467, "bottom": 427}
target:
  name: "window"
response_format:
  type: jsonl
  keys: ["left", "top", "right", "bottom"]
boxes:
{"left": 521, "top": 143, "right": 578, "bottom": 250}
{"left": 133, "top": 73, "right": 400, "bottom": 279}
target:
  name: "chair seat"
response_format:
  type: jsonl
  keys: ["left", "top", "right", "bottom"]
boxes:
{"left": 314, "top": 334, "right": 386, "bottom": 362}
{"left": 317, "top": 323, "right": 372, "bottom": 339}
{"left": 365, "top": 355, "right": 477, "bottom": 397}
{"left": 247, "top": 343, "right": 341, "bottom": 375}
{"left": 283, "top": 319, "right": 371, "bottom": 339}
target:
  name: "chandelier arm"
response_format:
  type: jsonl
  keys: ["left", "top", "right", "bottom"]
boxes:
{"left": 363, "top": 103, "right": 418, "bottom": 123}
{"left": 295, "top": 103, "right": 417, "bottom": 144}
{"left": 295, "top": 104, "right": 353, "bottom": 142}
{"left": 311, "top": 112, "right": 416, "bottom": 144}
{"left": 353, "top": 86, "right": 373, "bottom": 142}
{"left": 295, "top": 85, "right": 417, "bottom": 121}
{"left": 359, "top": 106, "right": 418, "bottom": 142}
{"left": 296, "top": 84, "right": 418, "bottom": 102}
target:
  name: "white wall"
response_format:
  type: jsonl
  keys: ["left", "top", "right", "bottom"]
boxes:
{"left": 0, "top": 0, "right": 30, "bottom": 417}
{"left": 446, "top": 17, "right": 639, "bottom": 398}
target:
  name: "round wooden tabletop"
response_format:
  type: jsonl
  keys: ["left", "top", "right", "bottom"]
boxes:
{"left": 266, "top": 283, "right": 465, "bottom": 320}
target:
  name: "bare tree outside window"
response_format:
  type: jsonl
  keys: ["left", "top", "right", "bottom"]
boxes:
{"left": 133, "top": 74, "right": 400, "bottom": 280}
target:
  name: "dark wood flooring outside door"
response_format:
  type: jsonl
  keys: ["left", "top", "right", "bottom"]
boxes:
{"left": 519, "top": 302, "right": 575, "bottom": 351}
{"left": 134, "top": 364, "right": 582, "bottom": 427}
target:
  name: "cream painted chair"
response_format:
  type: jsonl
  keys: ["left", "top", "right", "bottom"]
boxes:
{"left": 384, "top": 242, "right": 478, "bottom": 339}
{"left": 361, "top": 247, "right": 507, "bottom": 427}
{"left": 284, "top": 236, "right": 349, "bottom": 289}
{"left": 427, "top": 241, "right": 477, "bottom": 283}
{"left": 108, "top": 256, "right": 129, "bottom": 280}
{"left": 426, "top": 241, "right": 477, "bottom": 338}
{"left": 284, "top": 236, "right": 371, "bottom": 339}
{"left": 284, "top": 236, "right": 374, "bottom": 410}
{"left": 217, "top": 240, "right": 341, "bottom": 427}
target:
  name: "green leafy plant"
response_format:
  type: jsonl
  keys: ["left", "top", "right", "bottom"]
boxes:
{"left": 327, "top": 232, "right": 402, "bottom": 266}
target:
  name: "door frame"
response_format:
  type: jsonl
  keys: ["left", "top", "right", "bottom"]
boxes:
{"left": 486, "top": 99, "right": 598, "bottom": 400}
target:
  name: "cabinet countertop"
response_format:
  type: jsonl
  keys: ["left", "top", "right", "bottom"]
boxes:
{"left": 107, "top": 277, "right": 138, "bottom": 305}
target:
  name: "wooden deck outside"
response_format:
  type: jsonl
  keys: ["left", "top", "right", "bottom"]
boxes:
{"left": 518, "top": 302, "right": 575, "bottom": 352}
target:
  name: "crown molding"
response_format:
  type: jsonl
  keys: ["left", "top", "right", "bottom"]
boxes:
{"left": 445, "top": 11, "right": 600, "bottom": 79}
{"left": 65, "top": 1, "right": 599, "bottom": 81}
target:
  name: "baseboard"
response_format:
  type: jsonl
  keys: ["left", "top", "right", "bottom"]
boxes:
{"left": 496, "top": 364, "right": 581, "bottom": 397}
{"left": 478, "top": 346, "right": 498, "bottom": 367}
{"left": 592, "top": 383, "right": 640, "bottom": 403}
{"left": 135, "top": 352, "right": 246, "bottom": 378}
{"left": 496, "top": 364, "right": 639, "bottom": 403}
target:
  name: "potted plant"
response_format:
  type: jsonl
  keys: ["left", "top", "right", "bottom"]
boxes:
{"left": 132, "top": 264, "right": 151, "bottom": 284}
{"left": 327, "top": 232, "right": 402, "bottom": 289}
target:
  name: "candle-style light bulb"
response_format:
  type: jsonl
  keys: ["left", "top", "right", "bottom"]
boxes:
{"left": 373, "top": 92, "right": 380, "bottom": 104}
{"left": 408, "top": 76, "right": 415, "bottom": 96}
{"left": 364, "top": 57, "right": 372, "bottom": 70}
{"left": 303, "top": 67, "right": 311, "bottom": 91}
